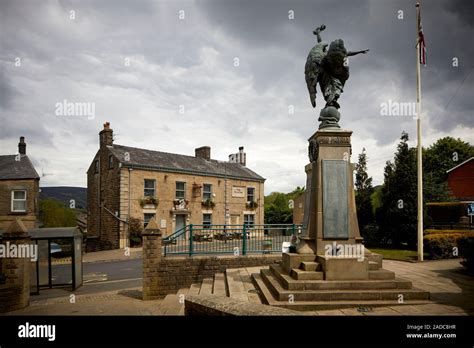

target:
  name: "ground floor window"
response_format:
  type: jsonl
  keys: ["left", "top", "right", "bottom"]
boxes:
{"left": 203, "top": 213, "right": 212, "bottom": 228}
{"left": 244, "top": 214, "right": 254, "bottom": 227}
{"left": 144, "top": 213, "right": 156, "bottom": 228}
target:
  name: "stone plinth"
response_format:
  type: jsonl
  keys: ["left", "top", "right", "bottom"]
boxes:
{"left": 297, "top": 128, "right": 362, "bottom": 255}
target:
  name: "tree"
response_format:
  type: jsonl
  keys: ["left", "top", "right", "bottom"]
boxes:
{"left": 423, "top": 137, "right": 474, "bottom": 184}
{"left": 39, "top": 199, "right": 76, "bottom": 227}
{"left": 355, "top": 148, "right": 374, "bottom": 233}
{"left": 263, "top": 186, "right": 305, "bottom": 224}
{"left": 376, "top": 132, "right": 418, "bottom": 248}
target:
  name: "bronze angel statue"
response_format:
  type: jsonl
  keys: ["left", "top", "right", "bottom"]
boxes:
{"left": 305, "top": 25, "right": 369, "bottom": 128}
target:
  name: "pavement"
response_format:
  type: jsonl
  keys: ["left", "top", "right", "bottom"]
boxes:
{"left": 3, "top": 257, "right": 474, "bottom": 316}
{"left": 52, "top": 247, "right": 142, "bottom": 265}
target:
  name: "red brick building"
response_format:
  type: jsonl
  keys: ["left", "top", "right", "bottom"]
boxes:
{"left": 447, "top": 157, "right": 474, "bottom": 201}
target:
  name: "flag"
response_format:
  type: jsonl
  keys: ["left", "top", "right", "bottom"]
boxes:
{"left": 417, "top": 3, "right": 426, "bottom": 65}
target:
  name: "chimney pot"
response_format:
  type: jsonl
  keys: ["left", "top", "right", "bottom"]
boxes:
{"left": 18, "top": 136, "right": 26, "bottom": 155}
{"left": 99, "top": 122, "right": 113, "bottom": 148}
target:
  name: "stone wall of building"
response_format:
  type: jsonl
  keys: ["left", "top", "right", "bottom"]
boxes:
{"left": 86, "top": 147, "right": 121, "bottom": 251}
{"left": 0, "top": 179, "right": 39, "bottom": 231}
{"left": 142, "top": 230, "right": 279, "bottom": 299}
{"left": 121, "top": 168, "right": 264, "bottom": 239}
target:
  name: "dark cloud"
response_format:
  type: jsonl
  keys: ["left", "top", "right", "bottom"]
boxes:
{"left": 0, "top": 0, "right": 472, "bottom": 190}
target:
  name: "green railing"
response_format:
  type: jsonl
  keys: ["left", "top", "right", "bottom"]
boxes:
{"left": 163, "top": 224, "right": 302, "bottom": 256}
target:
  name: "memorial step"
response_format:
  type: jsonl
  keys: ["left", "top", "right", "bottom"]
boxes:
{"left": 253, "top": 272, "right": 431, "bottom": 310}
{"left": 269, "top": 264, "right": 412, "bottom": 291}
{"left": 300, "top": 261, "right": 321, "bottom": 271}
{"left": 260, "top": 269, "right": 429, "bottom": 302}
{"left": 369, "top": 261, "right": 381, "bottom": 270}
{"left": 369, "top": 269, "right": 396, "bottom": 280}
{"left": 291, "top": 268, "right": 324, "bottom": 280}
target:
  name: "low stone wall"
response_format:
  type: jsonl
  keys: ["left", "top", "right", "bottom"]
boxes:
{"left": 0, "top": 284, "right": 26, "bottom": 313}
{"left": 184, "top": 295, "right": 306, "bottom": 316}
{"left": 142, "top": 228, "right": 280, "bottom": 299}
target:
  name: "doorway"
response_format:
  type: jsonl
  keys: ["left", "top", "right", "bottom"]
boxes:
{"left": 175, "top": 215, "right": 186, "bottom": 239}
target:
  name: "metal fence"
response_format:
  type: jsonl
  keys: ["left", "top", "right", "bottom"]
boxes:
{"left": 162, "top": 224, "right": 302, "bottom": 256}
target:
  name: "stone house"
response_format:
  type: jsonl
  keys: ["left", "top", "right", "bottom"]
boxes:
{"left": 0, "top": 137, "right": 40, "bottom": 231}
{"left": 87, "top": 123, "right": 265, "bottom": 250}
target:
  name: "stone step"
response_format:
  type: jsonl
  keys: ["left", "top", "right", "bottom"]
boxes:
{"left": 291, "top": 268, "right": 324, "bottom": 280}
{"left": 238, "top": 269, "right": 261, "bottom": 304}
{"left": 366, "top": 252, "right": 383, "bottom": 268}
{"left": 300, "top": 261, "right": 321, "bottom": 271}
{"left": 187, "top": 283, "right": 201, "bottom": 296}
{"left": 252, "top": 273, "right": 431, "bottom": 311}
{"left": 157, "top": 294, "right": 182, "bottom": 315}
{"left": 261, "top": 269, "right": 429, "bottom": 302}
{"left": 369, "top": 261, "right": 381, "bottom": 270}
{"left": 213, "top": 273, "right": 227, "bottom": 296}
{"left": 226, "top": 269, "right": 248, "bottom": 302}
{"left": 269, "top": 264, "right": 412, "bottom": 291}
{"left": 199, "top": 278, "right": 214, "bottom": 295}
{"left": 369, "top": 269, "right": 396, "bottom": 280}
{"left": 176, "top": 288, "right": 189, "bottom": 315}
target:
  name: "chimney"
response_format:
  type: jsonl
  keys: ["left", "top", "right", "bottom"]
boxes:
{"left": 18, "top": 136, "right": 26, "bottom": 155}
{"left": 99, "top": 122, "right": 113, "bottom": 148}
{"left": 195, "top": 146, "right": 211, "bottom": 160}
{"left": 228, "top": 146, "right": 246, "bottom": 166}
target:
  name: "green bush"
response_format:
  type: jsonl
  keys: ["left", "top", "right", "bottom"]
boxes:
{"left": 128, "top": 217, "right": 143, "bottom": 247}
{"left": 361, "top": 223, "right": 382, "bottom": 247}
{"left": 458, "top": 237, "right": 474, "bottom": 274}
{"left": 424, "top": 232, "right": 474, "bottom": 260}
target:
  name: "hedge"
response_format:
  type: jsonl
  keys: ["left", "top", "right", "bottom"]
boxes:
{"left": 425, "top": 229, "right": 472, "bottom": 235}
{"left": 423, "top": 232, "right": 474, "bottom": 260}
{"left": 458, "top": 237, "right": 474, "bottom": 274}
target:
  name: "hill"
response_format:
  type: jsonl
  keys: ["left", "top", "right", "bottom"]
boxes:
{"left": 40, "top": 186, "right": 87, "bottom": 209}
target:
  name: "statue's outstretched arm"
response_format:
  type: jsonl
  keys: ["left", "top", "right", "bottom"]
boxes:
{"left": 313, "top": 24, "right": 326, "bottom": 43}
{"left": 347, "top": 49, "right": 370, "bottom": 56}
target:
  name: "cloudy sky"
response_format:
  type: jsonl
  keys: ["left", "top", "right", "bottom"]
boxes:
{"left": 1, "top": 0, "right": 473, "bottom": 194}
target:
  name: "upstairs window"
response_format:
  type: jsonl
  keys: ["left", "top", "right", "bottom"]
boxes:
{"left": 11, "top": 190, "right": 27, "bottom": 212}
{"left": 94, "top": 160, "right": 99, "bottom": 173}
{"left": 176, "top": 182, "right": 186, "bottom": 199}
{"left": 203, "top": 184, "right": 212, "bottom": 200}
{"left": 247, "top": 187, "right": 255, "bottom": 203}
{"left": 108, "top": 155, "right": 114, "bottom": 169}
{"left": 144, "top": 179, "right": 156, "bottom": 197}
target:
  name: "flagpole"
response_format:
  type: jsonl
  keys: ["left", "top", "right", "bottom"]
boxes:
{"left": 416, "top": 2, "right": 424, "bottom": 261}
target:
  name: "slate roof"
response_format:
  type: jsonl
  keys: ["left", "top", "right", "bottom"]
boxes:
{"left": 0, "top": 155, "right": 40, "bottom": 180}
{"left": 108, "top": 144, "right": 265, "bottom": 182}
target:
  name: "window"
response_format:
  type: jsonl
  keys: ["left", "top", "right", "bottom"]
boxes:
{"left": 108, "top": 155, "right": 114, "bottom": 169}
{"left": 176, "top": 182, "right": 186, "bottom": 199}
{"left": 247, "top": 187, "right": 255, "bottom": 203}
{"left": 94, "top": 160, "right": 99, "bottom": 173}
{"left": 144, "top": 213, "right": 156, "bottom": 227}
{"left": 203, "top": 214, "right": 212, "bottom": 228}
{"left": 144, "top": 179, "right": 156, "bottom": 197}
{"left": 11, "top": 190, "right": 27, "bottom": 212}
{"left": 244, "top": 214, "right": 254, "bottom": 227}
{"left": 203, "top": 184, "right": 212, "bottom": 200}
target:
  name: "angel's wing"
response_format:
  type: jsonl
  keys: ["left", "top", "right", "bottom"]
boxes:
{"left": 305, "top": 42, "right": 327, "bottom": 108}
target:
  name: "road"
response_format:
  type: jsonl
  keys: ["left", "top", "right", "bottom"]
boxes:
{"left": 36, "top": 259, "right": 143, "bottom": 299}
